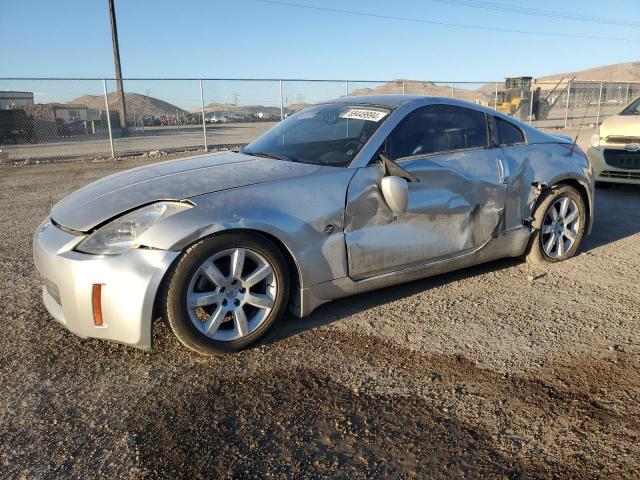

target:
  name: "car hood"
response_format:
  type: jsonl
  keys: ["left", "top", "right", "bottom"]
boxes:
{"left": 600, "top": 114, "right": 640, "bottom": 138}
{"left": 51, "top": 152, "right": 320, "bottom": 232}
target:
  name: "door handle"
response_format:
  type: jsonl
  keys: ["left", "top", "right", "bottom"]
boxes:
{"left": 497, "top": 157, "right": 510, "bottom": 184}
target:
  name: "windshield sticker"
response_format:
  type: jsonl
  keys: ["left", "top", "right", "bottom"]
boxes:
{"left": 340, "top": 109, "right": 388, "bottom": 122}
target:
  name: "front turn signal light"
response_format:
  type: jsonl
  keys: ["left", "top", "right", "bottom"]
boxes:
{"left": 92, "top": 284, "right": 104, "bottom": 326}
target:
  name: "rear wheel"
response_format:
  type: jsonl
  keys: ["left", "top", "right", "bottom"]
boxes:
{"left": 162, "top": 232, "right": 290, "bottom": 355}
{"left": 534, "top": 100, "right": 550, "bottom": 120}
{"left": 517, "top": 99, "right": 531, "bottom": 120}
{"left": 525, "top": 185, "right": 586, "bottom": 264}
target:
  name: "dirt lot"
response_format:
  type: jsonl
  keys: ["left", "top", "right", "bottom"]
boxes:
{"left": 1, "top": 155, "right": 639, "bottom": 478}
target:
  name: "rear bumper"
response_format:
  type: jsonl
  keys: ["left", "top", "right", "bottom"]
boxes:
{"left": 588, "top": 147, "right": 640, "bottom": 185}
{"left": 33, "top": 219, "right": 179, "bottom": 349}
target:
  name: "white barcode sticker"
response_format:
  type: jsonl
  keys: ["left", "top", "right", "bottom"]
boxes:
{"left": 340, "top": 108, "right": 388, "bottom": 122}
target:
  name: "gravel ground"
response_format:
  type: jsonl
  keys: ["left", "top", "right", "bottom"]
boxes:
{"left": 1, "top": 154, "right": 639, "bottom": 479}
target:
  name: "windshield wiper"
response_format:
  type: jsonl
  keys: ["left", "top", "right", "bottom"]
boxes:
{"left": 244, "top": 151, "right": 298, "bottom": 163}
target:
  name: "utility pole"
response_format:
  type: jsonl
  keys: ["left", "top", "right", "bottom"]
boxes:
{"left": 108, "top": 0, "right": 128, "bottom": 135}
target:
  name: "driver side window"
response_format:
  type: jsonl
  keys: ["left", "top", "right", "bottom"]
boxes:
{"left": 387, "top": 104, "right": 488, "bottom": 160}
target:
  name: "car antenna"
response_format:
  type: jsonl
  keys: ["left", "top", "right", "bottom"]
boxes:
{"left": 570, "top": 96, "right": 593, "bottom": 156}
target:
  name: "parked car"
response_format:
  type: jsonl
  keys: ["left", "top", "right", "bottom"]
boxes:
{"left": 0, "top": 109, "right": 34, "bottom": 143}
{"left": 141, "top": 116, "right": 161, "bottom": 127}
{"left": 57, "top": 119, "right": 87, "bottom": 136}
{"left": 34, "top": 95, "right": 594, "bottom": 355}
{"left": 588, "top": 96, "right": 640, "bottom": 185}
{"left": 206, "top": 115, "right": 229, "bottom": 124}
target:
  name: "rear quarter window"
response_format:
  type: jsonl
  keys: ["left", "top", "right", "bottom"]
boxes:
{"left": 496, "top": 117, "right": 525, "bottom": 145}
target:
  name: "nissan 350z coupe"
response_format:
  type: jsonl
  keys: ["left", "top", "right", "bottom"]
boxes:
{"left": 34, "top": 96, "right": 594, "bottom": 355}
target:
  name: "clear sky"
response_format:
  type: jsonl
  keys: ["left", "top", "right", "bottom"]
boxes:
{"left": 1, "top": 0, "right": 639, "bottom": 107}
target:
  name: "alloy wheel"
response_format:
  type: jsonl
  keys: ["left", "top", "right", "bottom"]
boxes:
{"left": 185, "top": 248, "right": 277, "bottom": 341}
{"left": 540, "top": 196, "right": 581, "bottom": 259}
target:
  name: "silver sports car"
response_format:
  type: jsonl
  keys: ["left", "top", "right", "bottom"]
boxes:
{"left": 34, "top": 95, "right": 594, "bottom": 354}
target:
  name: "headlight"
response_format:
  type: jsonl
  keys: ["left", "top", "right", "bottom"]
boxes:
{"left": 590, "top": 132, "right": 600, "bottom": 148}
{"left": 76, "top": 201, "right": 192, "bottom": 255}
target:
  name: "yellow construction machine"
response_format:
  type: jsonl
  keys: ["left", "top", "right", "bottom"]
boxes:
{"left": 482, "top": 76, "right": 569, "bottom": 121}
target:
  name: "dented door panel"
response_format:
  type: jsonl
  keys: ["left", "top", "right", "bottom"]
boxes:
{"left": 344, "top": 149, "right": 507, "bottom": 280}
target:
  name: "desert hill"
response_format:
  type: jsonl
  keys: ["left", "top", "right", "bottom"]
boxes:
{"left": 69, "top": 92, "right": 188, "bottom": 117}
{"left": 537, "top": 61, "right": 640, "bottom": 84}
{"left": 349, "top": 80, "right": 488, "bottom": 102}
{"left": 472, "top": 61, "right": 640, "bottom": 93}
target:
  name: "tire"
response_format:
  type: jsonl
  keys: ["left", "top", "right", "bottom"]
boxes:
{"left": 517, "top": 99, "right": 531, "bottom": 120}
{"left": 161, "top": 232, "right": 290, "bottom": 355}
{"left": 524, "top": 185, "right": 587, "bottom": 264}
{"left": 534, "top": 100, "right": 550, "bottom": 121}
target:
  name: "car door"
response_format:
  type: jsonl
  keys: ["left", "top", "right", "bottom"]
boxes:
{"left": 344, "top": 104, "right": 509, "bottom": 280}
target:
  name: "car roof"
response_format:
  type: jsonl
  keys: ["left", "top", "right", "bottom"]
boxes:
{"left": 320, "top": 94, "right": 429, "bottom": 108}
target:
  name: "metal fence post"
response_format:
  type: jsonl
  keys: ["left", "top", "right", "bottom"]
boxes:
{"left": 625, "top": 83, "right": 630, "bottom": 105}
{"left": 103, "top": 79, "right": 115, "bottom": 159}
{"left": 564, "top": 81, "right": 571, "bottom": 128}
{"left": 279, "top": 80, "right": 284, "bottom": 121}
{"left": 451, "top": 82, "right": 454, "bottom": 98}
{"left": 529, "top": 82, "right": 534, "bottom": 124}
{"left": 402, "top": 82, "right": 405, "bottom": 94}
{"left": 199, "top": 79, "right": 208, "bottom": 152}
{"left": 345, "top": 80, "right": 349, "bottom": 96}
{"left": 494, "top": 83, "right": 498, "bottom": 110}
{"left": 596, "top": 81, "right": 604, "bottom": 125}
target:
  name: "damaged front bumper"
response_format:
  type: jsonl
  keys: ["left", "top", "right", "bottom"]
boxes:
{"left": 33, "top": 219, "right": 179, "bottom": 349}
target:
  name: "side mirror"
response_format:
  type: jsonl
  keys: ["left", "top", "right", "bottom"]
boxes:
{"left": 381, "top": 176, "right": 409, "bottom": 215}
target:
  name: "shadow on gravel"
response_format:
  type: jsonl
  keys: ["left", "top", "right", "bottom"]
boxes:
{"left": 128, "top": 366, "right": 551, "bottom": 479}
{"left": 126, "top": 331, "right": 638, "bottom": 478}
{"left": 582, "top": 184, "right": 640, "bottom": 251}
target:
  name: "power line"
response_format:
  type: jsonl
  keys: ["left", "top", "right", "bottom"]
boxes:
{"left": 253, "top": 0, "right": 640, "bottom": 42}
{"left": 431, "top": 0, "right": 640, "bottom": 28}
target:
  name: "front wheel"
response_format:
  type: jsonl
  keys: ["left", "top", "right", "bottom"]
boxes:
{"left": 525, "top": 185, "right": 587, "bottom": 264}
{"left": 162, "top": 232, "right": 290, "bottom": 355}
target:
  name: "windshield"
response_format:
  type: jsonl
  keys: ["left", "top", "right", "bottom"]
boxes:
{"left": 243, "top": 103, "right": 391, "bottom": 166}
{"left": 620, "top": 97, "right": 640, "bottom": 115}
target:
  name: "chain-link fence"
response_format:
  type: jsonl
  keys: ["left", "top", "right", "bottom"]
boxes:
{"left": 1, "top": 77, "right": 638, "bottom": 163}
